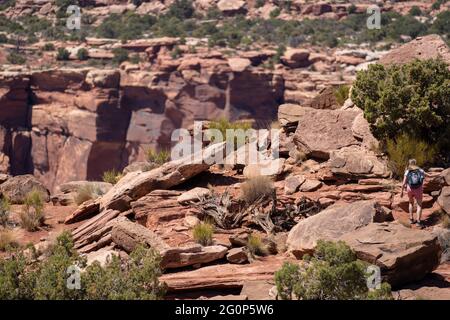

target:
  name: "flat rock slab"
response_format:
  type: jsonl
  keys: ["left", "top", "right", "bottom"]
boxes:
{"left": 160, "top": 256, "right": 287, "bottom": 292}
{"left": 340, "top": 222, "right": 441, "bottom": 287}
{"left": 287, "top": 200, "right": 393, "bottom": 257}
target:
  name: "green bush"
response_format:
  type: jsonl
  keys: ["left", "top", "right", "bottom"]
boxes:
{"left": 19, "top": 189, "right": 45, "bottom": 232}
{"left": 274, "top": 240, "right": 393, "bottom": 300}
{"left": 76, "top": 48, "right": 89, "bottom": 60}
{"left": 334, "top": 85, "right": 350, "bottom": 106}
{"left": 0, "top": 197, "right": 10, "bottom": 227}
{"left": 270, "top": 8, "right": 281, "bottom": 19}
{"left": 352, "top": 59, "right": 450, "bottom": 160}
{"left": 112, "top": 48, "right": 129, "bottom": 64}
{"left": 146, "top": 149, "right": 170, "bottom": 165}
{"left": 56, "top": 48, "right": 70, "bottom": 60}
{"left": 255, "top": 0, "right": 265, "bottom": 9}
{"left": 0, "top": 34, "right": 7, "bottom": 43}
{"left": 386, "top": 133, "right": 437, "bottom": 178}
{"left": 167, "top": 0, "right": 194, "bottom": 20}
{"left": 7, "top": 52, "right": 26, "bottom": 64}
{"left": 42, "top": 43, "right": 55, "bottom": 51}
{"left": 0, "top": 232, "right": 166, "bottom": 300}
{"left": 207, "top": 118, "right": 252, "bottom": 147}
{"left": 193, "top": 222, "right": 214, "bottom": 246}
{"left": 102, "top": 169, "right": 122, "bottom": 185}
{"left": 409, "top": 6, "right": 422, "bottom": 16}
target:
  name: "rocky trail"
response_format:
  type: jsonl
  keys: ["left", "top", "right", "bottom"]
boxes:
{"left": 0, "top": 1, "right": 450, "bottom": 300}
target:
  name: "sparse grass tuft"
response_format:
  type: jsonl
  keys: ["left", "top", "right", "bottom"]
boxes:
{"left": 441, "top": 214, "right": 450, "bottom": 229}
{"left": 146, "top": 149, "right": 170, "bottom": 165}
{"left": 193, "top": 222, "right": 214, "bottom": 246}
{"left": 0, "top": 230, "right": 18, "bottom": 252}
{"left": 19, "top": 189, "right": 45, "bottom": 232}
{"left": 102, "top": 169, "right": 122, "bottom": 185}
{"left": 74, "top": 185, "right": 104, "bottom": 206}
{"left": 240, "top": 175, "right": 274, "bottom": 205}
{"left": 386, "top": 133, "right": 436, "bottom": 178}
{"left": 334, "top": 85, "right": 350, "bottom": 106}
{"left": 247, "top": 233, "right": 266, "bottom": 256}
{"left": 0, "top": 197, "right": 11, "bottom": 227}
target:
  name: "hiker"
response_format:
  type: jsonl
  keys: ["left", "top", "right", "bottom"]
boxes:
{"left": 401, "top": 159, "right": 427, "bottom": 228}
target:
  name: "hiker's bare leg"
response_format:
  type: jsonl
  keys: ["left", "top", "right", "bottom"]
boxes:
{"left": 416, "top": 198, "right": 423, "bottom": 222}
{"left": 408, "top": 197, "right": 414, "bottom": 221}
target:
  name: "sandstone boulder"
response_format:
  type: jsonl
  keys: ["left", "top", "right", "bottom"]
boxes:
{"left": 228, "top": 58, "right": 251, "bottom": 72}
{"left": 293, "top": 107, "right": 361, "bottom": 159}
{"left": 325, "top": 147, "right": 390, "bottom": 179}
{"left": 227, "top": 247, "right": 249, "bottom": 264}
{"left": 379, "top": 34, "right": 450, "bottom": 66}
{"left": 340, "top": 222, "right": 441, "bottom": 287}
{"left": 177, "top": 187, "right": 211, "bottom": 205}
{"left": 217, "top": 0, "right": 247, "bottom": 14}
{"left": 299, "top": 179, "right": 322, "bottom": 192}
{"left": 438, "top": 186, "right": 450, "bottom": 214}
{"left": 0, "top": 174, "right": 50, "bottom": 203}
{"left": 281, "top": 49, "right": 311, "bottom": 68}
{"left": 287, "top": 200, "right": 393, "bottom": 257}
{"left": 441, "top": 168, "right": 450, "bottom": 186}
{"left": 284, "top": 175, "right": 305, "bottom": 195}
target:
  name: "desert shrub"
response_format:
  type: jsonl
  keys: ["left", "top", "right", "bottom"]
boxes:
{"left": 42, "top": 42, "right": 55, "bottom": 51}
{"left": 56, "top": 47, "right": 70, "bottom": 60}
{"left": 0, "top": 198, "right": 11, "bottom": 227}
{"left": 432, "top": 0, "right": 447, "bottom": 10}
{"left": 385, "top": 133, "right": 437, "bottom": 178}
{"left": 193, "top": 222, "right": 214, "bottom": 246}
{"left": 0, "top": 0, "right": 15, "bottom": 10}
{"left": 7, "top": 52, "right": 26, "bottom": 64}
{"left": 274, "top": 240, "right": 393, "bottom": 300}
{"left": 255, "top": 0, "right": 265, "bottom": 8}
{"left": 74, "top": 184, "right": 103, "bottom": 206}
{"left": 270, "top": 8, "right": 281, "bottom": 19}
{"left": 240, "top": 175, "right": 274, "bottom": 205}
{"left": 334, "top": 85, "right": 350, "bottom": 106}
{"left": 129, "top": 53, "right": 141, "bottom": 64}
{"left": 76, "top": 48, "right": 88, "bottom": 60}
{"left": 112, "top": 48, "right": 129, "bottom": 64}
{"left": 246, "top": 233, "right": 265, "bottom": 256}
{"left": 146, "top": 149, "right": 170, "bottom": 165}
{"left": 170, "top": 45, "right": 182, "bottom": 59}
{"left": 0, "top": 34, "right": 7, "bottom": 43}
{"left": 166, "top": 0, "right": 194, "bottom": 20}
{"left": 97, "top": 13, "right": 156, "bottom": 40}
{"left": 19, "top": 189, "right": 45, "bottom": 232}
{"left": 430, "top": 11, "right": 450, "bottom": 35}
{"left": 441, "top": 214, "right": 450, "bottom": 229}
{"left": 102, "top": 169, "right": 122, "bottom": 185}
{"left": 352, "top": 59, "right": 450, "bottom": 161}
{"left": 0, "top": 232, "right": 166, "bottom": 300}
{"left": 0, "top": 230, "right": 18, "bottom": 252}
{"left": 409, "top": 6, "right": 422, "bottom": 16}
{"left": 208, "top": 118, "right": 252, "bottom": 148}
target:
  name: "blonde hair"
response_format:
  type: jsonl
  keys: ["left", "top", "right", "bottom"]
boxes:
{"left": 408, "top": 159, "right": 419, "bottom": 170}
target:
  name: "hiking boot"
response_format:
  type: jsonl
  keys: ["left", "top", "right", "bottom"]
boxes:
{"left": 417, "top": 221, "right": 425, "bottom": 229}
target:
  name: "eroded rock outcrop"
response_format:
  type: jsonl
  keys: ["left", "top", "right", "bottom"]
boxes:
{"left": 287, "top": 200, "right": 393, "bottom": 257}
{"left": 340, "top": 222, "right": 442, "bottom": 287}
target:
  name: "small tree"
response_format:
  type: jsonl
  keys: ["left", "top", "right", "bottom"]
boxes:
{"left": 56, "top": 48, "right": 70, "bottom": 61}
{"left": 0, "top": 197, "right": 11, "bottom": 227}
{"left": 274, "top": 240, "right": 393, "bottom": 300}
{"left": 76, "top": 48, "right": 89, "bottom": 60}
{"left": 112, "top": 48, "right": 129, "bottom": 64}
{"left": 352, "top": 59, "right": 450, "bottom": 160}
{"left": 19, "top": 189, "right": 45, "bottom": 232}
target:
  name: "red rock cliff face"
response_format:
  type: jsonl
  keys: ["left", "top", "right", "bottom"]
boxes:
{"left": 0, "top": 62, "right": 284, "bottom": 191}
